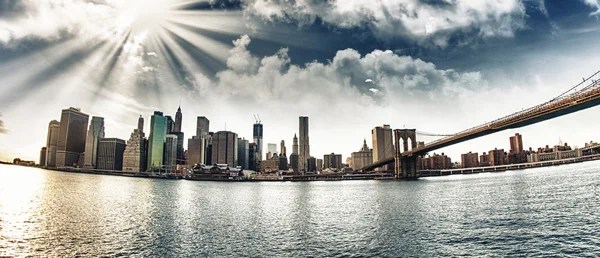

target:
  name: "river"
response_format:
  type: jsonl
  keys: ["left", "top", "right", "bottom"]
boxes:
{"left": 1, "top": 162, "right": 599, "bottom": 256}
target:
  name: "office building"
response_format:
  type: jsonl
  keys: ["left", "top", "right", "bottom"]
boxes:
{"left": 45, "top": 120, "right": 60, "bottom": 167}
{"left": 289, "top": 153, "right": 299, "bottom": 172}
{"left": 292, "top": 134, "right": 298, "bottom": 154}
{"left": 351, "top": 139, "right": 373, "bottom": 170}
{"left": 253, "top": 122, "right": 263, "bottom": 160}
{"left": 166, "top": 115, "right": 174, "bottom": 134}
{"left": 372, "top": 125, "right": 393, "bottom": 171}
{"left": 249, "top": 143, "right": 258, "bottom": 171}
{"left": 461, "top": 152, "right": 479, "bottom": 168}
{"left": 56, "top": 107, "right": 89, "bottom": 167}
{"left": 123, "top": 128, "right": 147, "bottom": 173}
{"left": 147, "top": 111, "right": 167, "bottom": 171}
{"left": 96, "top": 138, "right": 126, "bottom": 171}
{"left": 280, "top": 140, "right": 286, "bottom": 156}
{"left": 187, "top": 136, "right": 206, "bottom": 166}
{"left": 83, "top": 116, "right": 105, "bottom": 168}
{"left": 307, "top": 156, "right": 316, "bottom": 172}
{"left": 323, "top": 153, "right": 343, "bottom": 170}
{"left": 509, "top": 133, "right": 524, "bottom": 153}
{"left": 316, "top": 158, "right": 323, "bottom": 171}
{"left": 279, "top": 154, "right": 288, "bottom": 171}
{"left": 196, "top": 116, "right": 210, "bottom": 137}
{"left": 211, "top": 131, "right": 238, "bottom": 167}
{"left": 299, "top": 116, "right": 310, "bottom": 173}
{"left": 174, "top": 106, "right": 182, "bottom": 133}
{"left": 164, "top": 134, "right": 178, "bottom": 172}
{"left": 40, "top": 147, "right": 47, "bottom": 166}
{"left": 137, "top": 115, "right": 144, "bottom": 133}
{"left": 238, "top": 138, "right": 249, "bottom": 170}
{"left": 172, "top": 132, "right": 184, "bottom": 165}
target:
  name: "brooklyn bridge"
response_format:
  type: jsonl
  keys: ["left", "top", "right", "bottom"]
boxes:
{"left": 361, "top": 70, "right": 600, "bottom": 179}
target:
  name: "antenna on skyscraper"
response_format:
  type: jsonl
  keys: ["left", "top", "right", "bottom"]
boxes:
{"left": 257, "top": 114, "right": 261, "bottom": 123}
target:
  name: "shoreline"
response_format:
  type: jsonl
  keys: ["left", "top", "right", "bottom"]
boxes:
{"left": 4, "top": 154, "right": 600, "bottom": 182}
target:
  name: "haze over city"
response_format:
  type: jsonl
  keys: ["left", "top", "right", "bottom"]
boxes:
{"left": 1, "top": 0, "right": 600, "bottom": 163}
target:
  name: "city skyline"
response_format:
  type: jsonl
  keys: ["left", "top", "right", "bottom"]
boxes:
{"left": 1, "top": 1, "right": 600, "bottom": 163}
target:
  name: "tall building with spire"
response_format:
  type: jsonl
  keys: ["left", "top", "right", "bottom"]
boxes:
{"left": 137, "top": 115, "right": 144, "bottom": 133}
{"left": 292, "top": 134, "right": 298, "bottom": 154}
{"left": 299, "top": 116, "right": 310, "bottom": 173}
{"left": 84, "top": 116, "right": 105, "bottom": 168}
{"left": 280, "top": 140, "right": 286, "bottom": 156}
{"left": 253, "top": 122, "right": 263, "bottom": 160}
{"left": 147, "top": 111, "right": 167, "bottom": 171}
{"left": 351, "top": 139, "right": 373, "bottom": 170}
{"left": 45, "top": 120, "right": 60, "bottom": 167}
{"left": 56, "top": 107, "right": 89, "bottom": 167}
{"left": 174, "top": 106, "right": 182, "bottom": 133}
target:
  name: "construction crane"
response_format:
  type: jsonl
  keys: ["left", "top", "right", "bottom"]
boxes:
{"left": 253, "top": 114, "right": 261, "bottom": 124}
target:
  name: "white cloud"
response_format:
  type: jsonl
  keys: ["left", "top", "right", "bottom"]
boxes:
{"left": 582, "top": 0, "right": 600, "bottom": 15}
{"left": 242, "top": 0, "right": 526, "bottom": 47}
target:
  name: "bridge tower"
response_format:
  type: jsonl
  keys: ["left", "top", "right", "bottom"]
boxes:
{"left": 394, "top": 129, "right": 419, "bottom": 179}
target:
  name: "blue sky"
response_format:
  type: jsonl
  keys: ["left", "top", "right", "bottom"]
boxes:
{"left": 1, "top": 0, "right": 600, "bottom": 162}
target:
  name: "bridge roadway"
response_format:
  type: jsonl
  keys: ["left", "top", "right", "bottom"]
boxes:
{"left": 362, "top": 76, "right": 600, "bottom": 172}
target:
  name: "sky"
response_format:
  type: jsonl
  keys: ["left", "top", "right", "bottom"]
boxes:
{"left": 1, "top": 0, "right": 600, "bottom": 163}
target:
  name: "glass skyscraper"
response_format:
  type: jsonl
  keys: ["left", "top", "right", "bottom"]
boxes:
{"left": 84, "top": 116, "right": 105, "bottom": 168}
{"left": 147, "top": 111, "right": 167, "bottom": 171}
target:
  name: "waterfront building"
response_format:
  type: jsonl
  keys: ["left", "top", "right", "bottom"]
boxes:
{"left": 196, "top": 116, "right": 210, "bottom": 137}
{"left": 307, "top": 156, "right": 316, "bottom": 172}
{"left": 260, "top": 156, "right": 280, "bottom": 172}
{"left": 45, "top": 120, "right": 60, "bottom": 167}
{"left": 249, "top": 143, "right": 258, "bottom": 171}
{"left": 83, "top": 116, "right": 105, "bottom": 168}
{"left": 174, "top": 106, "right": 182, "bottom": 133}
{"left": 292, "top": 134, "right": 298, "bottom": 154}
{"left": 461, "top": 152, "right": 479, "bottom": 168}
{"left": 420, "top": 153, "right": 452, "bottom": 170}
{"left": 253, "top": 122, "right": 263, "bottom": 160}
{"left": 372, "top": 125, "right": 394, "bottom": 171}
{"left": 147, "top": 111, "right": 168, "bottom": 171}
{"left": 278, "top": 154, "right": 288, "bottom": 171}
{"left": 299, "top": 116, "right": 310, "bottom": 173}
{"left": 164, "top": 134, "right": 178, "bottom": 172}
{"left": 480, "top": 152, "right": 490, "bottom": 166}
{"left": 238, "top": 137, "right": 249, "bottom": 170}
{"left": 40, "top": 147, "right": 47, "bottom": 166}
{"left": 172, "top": 132, "right": 184, "bottom": 165}
{"left": 323, "top": 153, "right": 343, "bottom": 170}
{"left": 123, "top": 128, "right": 146, "bottom": 173}
{"left": 187, "top": 136, "right": 206, "bottom": 167}
{"left": 317, "top": 159, "right": 323, "bottom": 171}
{"left": 96, "top": 138, "right": 126, "bottom": 171}
{"left": 211, "top": 131, "right": 238, "bottom": 167}
{"left": 56, "top": 107, "right": 89, "bottom": 167}
{"left": 351, "top": 139, "right": 373, "bottom": 170}
{"left": 289, "top": 153, "right": 299, "bottom": 172}
{"left": 489, "top": 148, "right": 506, "bottom": 166}
{"left": 509, "top": 133, "right": 523, "bottom": 153}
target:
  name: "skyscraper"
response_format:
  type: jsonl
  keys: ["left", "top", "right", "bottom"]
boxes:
{"left": 299, "top": 116, "right": 310, "bottom": 173}
{"left": 289, "top": 153, "right": 299, "bottom": 172}
{"left": 56, "top": 107, "right": 89, "bottom": 167}
{"left": 164, "top": 134, "right": 178, "bottom": 173}
{"left": 187, "top": 136, "right": 206, "bottom": 166}
{"left": 84, "top": 116, "right": 105, "bottom": 168}
{"left": 166, "top": 115, "right": 175, "bottom": 134}
{"left": 172, "top": 132, "right": 185, "bottom": 165}
{"left": 96, "top": 138, "right": 126, "bottom": 171}
{"left": 45, "top": 120, "right": 60, "bottom": 167}
{"left": 211, "top": 131, "right": 238, "bottom": 167}
{"left": 509, "top": 133, "right": 523, "bottom": 153}
{"left": 174, "top": 106, "right": 182, "bottom": 133}
{"left": 238, "top": 137, "right": 249, "bottom": 170}
{"left": 292, "top": 134, "right": 298, "bottom": 154}
{"left": 372, "top": 125, "right": 393, "bottom": 171}
{"left": 323, "top": 153, "right": 343, "bottom": 169}
{"left": 351, "top": 139, "right": 373, "bottom": 170}
{"left": 196, "top": 116, "right": 209, "bottom": 137}
{"left": 123, "top": 128, "right": 147, "bottom": 173}
{"left": 40, "top": 147, "right": 47, "bottom": 166}
{"left": 137, "top": 115, "right": 144, "bottom": 133}
{"left": 253, "top": 122, "right": 263, "bottom": 160}
{"left": 147, "top": 111, "right": 167, "bottom": 171}
{"left": 248, "top": 143, "right": 258, "bottom": 171}
{"left": 280, "top": 140, "right": 286, "bottom": 156}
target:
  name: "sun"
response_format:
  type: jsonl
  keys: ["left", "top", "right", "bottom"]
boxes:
{"left": 114, "top": 0, "right": 173, "bottom": 35}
